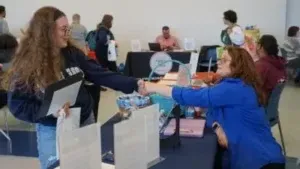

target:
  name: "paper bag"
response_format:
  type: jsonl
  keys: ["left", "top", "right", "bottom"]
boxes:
{"left": 108, "top": 40, "right": 117, "bottom": 61}
{"left": 56, "top": 108, "right": 81, "bottom": 159}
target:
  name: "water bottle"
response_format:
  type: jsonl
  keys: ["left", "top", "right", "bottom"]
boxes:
{"left": 185, "top": 107, "right": 195, "bottom": 119}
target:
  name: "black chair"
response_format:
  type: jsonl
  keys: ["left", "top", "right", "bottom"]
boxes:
{"left": 265, "top": 81, "right": 286, "bottom": 156}
{"left": 198, "top": 45, "right": 219, "bottom": 72}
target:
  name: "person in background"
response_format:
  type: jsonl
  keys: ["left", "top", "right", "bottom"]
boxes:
{"left": 0, "top": 34, "right": 18, "bottom": 63}
{"left": 95, "top": 14, "right": 118, "bottom": 72}
{"left": 0, "top": 5, "right": 9, "bottom": 34}
{"left": 141, "top": 47, "right": 285, "bottom": 169}
{"left": 86, "top": 24, "right": 99, "bottom": 52}
{"left": 1, "top": 7, "right": 144, "bottom": 169}
{"left": 70, "top": 13, "right": 88, "bottom": 49}
{"left": 155, "top": 26, "right": 180, "bottom": 51}
{"left": 283, "top": 26, "right": 300, "bottom": 57}
{"left": 255, "top": 35, "right": 287, "bottom": 97}
{"left": 0, "top": 34, "right": 18, "bottom": 109}
{"left": 282, "top": 26, "right": 300, "bottom": 83}
{"left": 221, "top": 10, "right": 244, "bottom": 46}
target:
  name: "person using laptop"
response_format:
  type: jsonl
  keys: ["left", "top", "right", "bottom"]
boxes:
{"left": 156, "top": 26, "right": 180, "bottom": 51}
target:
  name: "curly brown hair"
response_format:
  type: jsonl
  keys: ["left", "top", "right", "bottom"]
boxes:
{"left": 225, "top": 46, "right": 267, "bottom": 106}
{"left": 1, "top": 7, "right": 67, "bottom": 93}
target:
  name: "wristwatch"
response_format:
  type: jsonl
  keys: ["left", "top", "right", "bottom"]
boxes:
{"left": 212, "top": 123, "right": 220, "bottom": 132}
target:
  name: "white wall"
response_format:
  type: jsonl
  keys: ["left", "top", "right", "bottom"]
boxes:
{"left": 2, "top": 0, "right": 287, "bottom": 62}
{"left": 286, "top": 0, "right": 300, "bottom": 31}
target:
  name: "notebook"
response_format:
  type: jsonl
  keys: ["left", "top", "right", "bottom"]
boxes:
{"left": 163, "top": 119, "right": 206, "bottom": 138}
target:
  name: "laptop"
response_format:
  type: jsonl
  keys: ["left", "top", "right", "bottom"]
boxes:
{"left": 148, "top": 43, "right": 162, "bottom": 51}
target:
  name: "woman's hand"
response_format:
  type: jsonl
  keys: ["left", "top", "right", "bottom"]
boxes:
{"left": 213, "top": 122, "right": 228, "bottom": 148}
{"left": 137, "top": 80, "right": 147, "bottom": 95}
{"left": 53, "top": 102, "right": 71, "bottom": 118}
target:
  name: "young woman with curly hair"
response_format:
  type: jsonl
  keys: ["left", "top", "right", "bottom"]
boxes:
{"left": 142, "top": 47, "right": 285, "bottom": 169}
{"left": 1, "top": 6, "right": 143, "bottom": 169}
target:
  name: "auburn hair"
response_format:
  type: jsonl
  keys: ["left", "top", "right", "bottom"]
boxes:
{"left": 1, "top": 6, "right": 66, "bottom": 93}
{"left": 225, "top": 46, "right": 267, "bottom": 106}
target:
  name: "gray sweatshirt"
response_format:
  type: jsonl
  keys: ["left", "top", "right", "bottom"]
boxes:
{"left": 70, "top": 23, "right": 88, "bottom": 48}
{"left": 0, "top": 18, "right": 9, "bottom": 34}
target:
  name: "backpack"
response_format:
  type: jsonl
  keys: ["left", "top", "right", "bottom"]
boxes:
{"left": 86, "top": 30, "right": 97, "bottom": 51}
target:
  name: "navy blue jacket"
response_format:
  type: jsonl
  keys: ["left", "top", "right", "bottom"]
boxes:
{"left": 7, "top": 46, "right": 138, "bottom": 126}
{"left": 95, "top": 26, "right": 115, "bottom": 65}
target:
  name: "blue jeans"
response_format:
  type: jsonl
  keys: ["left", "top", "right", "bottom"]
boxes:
{"left": 36, "top": 113, "right": 95, "bottom": 169}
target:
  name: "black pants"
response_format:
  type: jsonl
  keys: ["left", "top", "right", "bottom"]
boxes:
{"left": 261, "top": 163, "right": 285, "bottom": 169}
{"left": 85, "top": 85, "right": 101, "bottom": 120}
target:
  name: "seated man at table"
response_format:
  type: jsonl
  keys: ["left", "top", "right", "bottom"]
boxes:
{"left": 156, "top": 26, "right": 180, "bottom": 51}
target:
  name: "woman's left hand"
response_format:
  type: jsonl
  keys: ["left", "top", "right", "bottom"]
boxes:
{"left": 213, "top": 122, "right": 228, "bottom": 148}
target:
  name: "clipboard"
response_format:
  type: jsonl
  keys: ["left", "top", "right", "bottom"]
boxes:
{"left": 38, "top": 73, "right": 84, "bottom": 120}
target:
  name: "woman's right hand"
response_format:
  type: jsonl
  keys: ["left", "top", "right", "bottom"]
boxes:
{"left": 53, "top": 102, "right": 71, "bottom": 118}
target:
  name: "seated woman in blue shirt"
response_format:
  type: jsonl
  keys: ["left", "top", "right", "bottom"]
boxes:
{"left": 142, "top": 47, "right": 285, "bottom": 169}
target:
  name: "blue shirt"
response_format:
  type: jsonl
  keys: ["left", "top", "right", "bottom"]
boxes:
{"left": 172, "top": 78, "right": 285, "bottom": 169}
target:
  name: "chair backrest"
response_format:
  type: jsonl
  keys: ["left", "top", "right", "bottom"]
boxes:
{"left": 265, "top": 81, "right": 285, "bottom": 126}
{"left": 199, "top": 45, "right": 219, "bottom": 62}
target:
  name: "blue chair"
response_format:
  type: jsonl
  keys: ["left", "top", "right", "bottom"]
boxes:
{"left": 265, "top": 81, "right": 286, "bottom": 156}
{"left": 198, "top": 47, "right": 218, "bottom": 72}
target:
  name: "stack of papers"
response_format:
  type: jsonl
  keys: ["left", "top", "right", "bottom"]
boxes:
{"left": 164, "top": 119, "right": 206, "bottom": 138}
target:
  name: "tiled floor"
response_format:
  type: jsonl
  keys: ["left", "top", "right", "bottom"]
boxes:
{"left": 0, "top": 85, "right": 300, "bottom": 169}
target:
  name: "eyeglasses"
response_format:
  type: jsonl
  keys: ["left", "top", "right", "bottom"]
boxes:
{"left": 218, "top": 57, "right": 231, "bottom": 64}
{"left": 58, "top": 26, "right": 71, "bottom": 36}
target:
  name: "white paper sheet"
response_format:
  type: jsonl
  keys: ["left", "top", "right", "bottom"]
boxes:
{"left": 56, "top": 108, "right": 81, "bottom": 160}
{"left": 46, "top": 81, "right": 82, "bottom": 116}
{"left": 108, "top": 40, "right": 117, "bottom": 61}
{"left": 184, "top": 38, "right": 196, "bottom": 51}
{"left": 114, "top": 119, "right": 147, "bottom": 169}
{"left": 189, "top": 52, "right": 199, "bottom": 76}
{"left": 131, "top": 40, "right": 142, "bottom": 52}
{"left": 59, "top": 123, "right": 102, "bottom": 169}
{"left": 131, "top": 104, "right": 160, "bottom": 165}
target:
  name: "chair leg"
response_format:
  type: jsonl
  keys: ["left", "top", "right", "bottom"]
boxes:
{"left": 3, "top": 109, "right": 12, "bottom": 154}
{"left": 277, "top": 118, "right": 286, "bottom": 156}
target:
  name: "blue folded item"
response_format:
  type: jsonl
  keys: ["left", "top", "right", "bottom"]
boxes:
{"left": 150, "top": 94, "right": 176, "bottom": 114}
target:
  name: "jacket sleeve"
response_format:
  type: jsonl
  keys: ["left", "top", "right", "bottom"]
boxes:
{"left": 75, "top": 49, "right": 138, "bottom": 94}
{"left": 7, "top": 89, "right": 43, "bottom": 123}
{"left": 96, "top": 29, "right": 108, "bottom": 45}
{"left": 171, "top": 83, "right": 240, "bottom": 108}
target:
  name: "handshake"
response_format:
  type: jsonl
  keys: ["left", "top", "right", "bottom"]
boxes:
{"left": 137, "top": 79, "right": 150, "bottom": 96}
{"left": 136, "top": 79, "right": 172, "bottom": 98}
